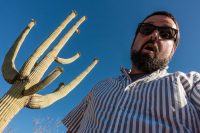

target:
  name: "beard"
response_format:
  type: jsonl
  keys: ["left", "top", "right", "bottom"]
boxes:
{"left": 131, "top": 49, "right": 169, "bottom": 73}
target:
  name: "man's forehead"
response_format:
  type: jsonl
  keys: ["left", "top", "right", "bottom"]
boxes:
{"left": 143, "top": 15, "right": 177, "bottom": 29}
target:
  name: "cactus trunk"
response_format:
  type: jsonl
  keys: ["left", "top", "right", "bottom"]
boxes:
{"left": 0, "top": 85, "right": 28, "bottom": 132}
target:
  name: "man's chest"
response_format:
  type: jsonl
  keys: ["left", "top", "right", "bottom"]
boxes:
{"left": 88, "top": 78, "right": 198, "bottom": 127}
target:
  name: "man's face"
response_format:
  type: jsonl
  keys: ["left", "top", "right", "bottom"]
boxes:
{"left": 131, "top": 15, "right": 178, "bottom": 73}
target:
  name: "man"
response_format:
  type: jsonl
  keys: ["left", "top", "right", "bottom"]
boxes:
{"left": 62, "top": 11, "right": 200, "bottom": 133}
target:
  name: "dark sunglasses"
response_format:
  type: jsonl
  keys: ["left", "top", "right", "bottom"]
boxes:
{"left": 137, "top": 23, "right": 178, "bottom": 40}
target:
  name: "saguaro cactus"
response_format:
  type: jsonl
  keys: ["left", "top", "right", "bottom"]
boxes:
{"left": 0, "top": 11, "right": 98, "bottom": 132}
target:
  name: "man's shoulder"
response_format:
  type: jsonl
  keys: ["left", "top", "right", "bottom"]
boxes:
{"left": 95, "top": 76, "right": 123, "bottom": 85}
{"left": 172, "top": 71, "right": 200, "bottom": 76}
{"left": 168, "top": 71, "right": 200, "bottom": 81}
{"left": 92, "top": 75, "right": 125, "bottom": 89}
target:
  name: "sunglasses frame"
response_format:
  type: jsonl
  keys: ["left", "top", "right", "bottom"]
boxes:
{"left": 137, "top": 23, "right": 178, "bottom": 40}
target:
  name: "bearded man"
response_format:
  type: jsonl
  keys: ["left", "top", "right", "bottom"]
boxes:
{"left": 62, "top": 11, "right": 200, "bottom": 133}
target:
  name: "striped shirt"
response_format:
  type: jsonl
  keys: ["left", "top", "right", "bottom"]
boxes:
{"left": 62, "top": 67, "right": 200, "bottom": 133}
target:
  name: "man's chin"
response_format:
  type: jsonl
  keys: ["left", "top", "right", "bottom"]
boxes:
{"left": 131, "top": 50, "right": 169, "bottom": 73}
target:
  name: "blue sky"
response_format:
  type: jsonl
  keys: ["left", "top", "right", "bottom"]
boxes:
{"left": 1, "top": 0, "right": 200, "bottom": 132}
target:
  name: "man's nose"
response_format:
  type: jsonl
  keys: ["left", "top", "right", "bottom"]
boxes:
{"left": 150, "top": 30, "right": 160, "bottom": 41}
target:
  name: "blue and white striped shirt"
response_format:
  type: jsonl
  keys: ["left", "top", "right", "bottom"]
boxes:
{"left": 62, "top": 68, "right": 200, "bottom": 133}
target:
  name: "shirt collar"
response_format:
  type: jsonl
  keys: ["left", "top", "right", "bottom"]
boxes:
{"left": 120, "top": 66, "right": 168, "bottom": 81}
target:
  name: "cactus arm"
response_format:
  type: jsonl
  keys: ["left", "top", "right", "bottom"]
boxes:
{"left": 19, "top": 11, "right": 77, "bottom": 78}
{"left": 26, "top": 84, "right": 64, "bottom": 109}
{"left": 23, "top": 67, "right": 64, "bottom": 96}
{"left": 55, "top": 52, "right": 80, "bottom": 64}
{"left": 2, "top": 20, "right": 35, "bottom": 83}
{"left": 27, "top": 59, "right": 99, "bottom": 109}
{"left": 28, "top": 16, "right": 87, "bottom": 84}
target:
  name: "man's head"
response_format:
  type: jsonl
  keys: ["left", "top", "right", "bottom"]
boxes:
{"left": 130, "top": 11, "right": 180, "bottom": 74}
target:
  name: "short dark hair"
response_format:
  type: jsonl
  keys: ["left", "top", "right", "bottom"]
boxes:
{"left": 131, "top": 11, "right": 180, "bottom": 48}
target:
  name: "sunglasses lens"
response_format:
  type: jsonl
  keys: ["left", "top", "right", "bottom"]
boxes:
{"left": 159, "top": 27, "right": 175, "bottom": 39}
{"left": 138, "top": 23, "right": 177, "bottom": 40}
{"left": 139, "top": 24, "right": 155, "bottom": 35}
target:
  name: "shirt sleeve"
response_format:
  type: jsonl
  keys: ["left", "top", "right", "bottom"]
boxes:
{"left": 62, "top": 94, "right": 90, "bottom": 132}
{"left": 189, "top": 72, "right": 200, "bottom": 111}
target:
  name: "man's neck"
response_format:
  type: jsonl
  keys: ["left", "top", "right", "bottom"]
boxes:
{"left": 130, "top": 67, "right": 145, "bottom": 75}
